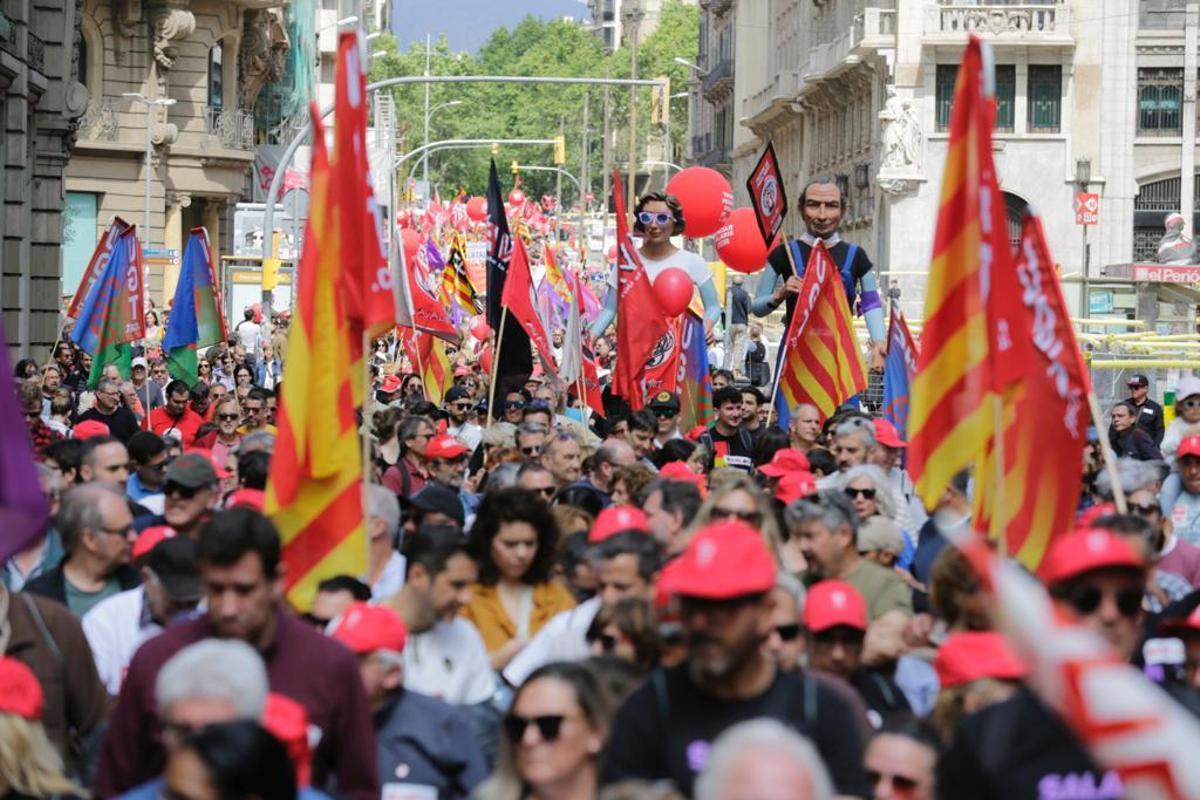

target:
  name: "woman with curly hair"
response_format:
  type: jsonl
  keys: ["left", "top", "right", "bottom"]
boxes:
{"left": 464, "top": 488, "right": 577, "bottom": 670}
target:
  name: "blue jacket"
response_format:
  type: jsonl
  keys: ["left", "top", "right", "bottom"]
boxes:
{"left": 374, "top": 690, "right": 487, "bottom": 800}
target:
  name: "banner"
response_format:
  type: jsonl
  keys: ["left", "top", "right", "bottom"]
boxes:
{"left": 746, "top": 142, "right": 788, "bottom": 245}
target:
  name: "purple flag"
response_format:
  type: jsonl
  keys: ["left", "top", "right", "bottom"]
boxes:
{"left": 0, "top": 329, "right": 49, "bottom": 562}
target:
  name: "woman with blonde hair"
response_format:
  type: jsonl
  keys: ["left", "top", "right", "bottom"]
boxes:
{"left": 0, "top": 658, "right": 83, "bottom": 799}
{"left": 687, "top": 471, "right": 784, "bottom": 558}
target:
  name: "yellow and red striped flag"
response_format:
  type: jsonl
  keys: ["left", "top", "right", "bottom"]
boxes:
{"left": 418, "top": 332, "right": 454, "bottom": 405}
{"left": 264, "top": 102, "right": 364, "bottom": 610}
{"left": 449, "top": 235, "right": 480, "bottom": 314}
{"left": 775, "top": 241, "right": 867, "bottom": 420}
{"left": 908, "top": 36, "right": 1015, "bottom": 510}
{"left": 543, "top": 243, "right": 572, "bottom": 304}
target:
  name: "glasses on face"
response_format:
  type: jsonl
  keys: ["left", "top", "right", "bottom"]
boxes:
{"left": 505, "top": 400, "right": 526, "bottom": 410}
{"left": 144, "top": 460, "right": 169, "bottom": 473}
{"left": 164, "top": 482, "right": 201, "bottom": 500}
{"left": 100, "top": 524, "right": 134, "bottom": 538}
{"left": 653, "top": 409, "right": 677, "bottom": 419}
{"left": 449, "top": 402, "right": 472, "bottom": 412}
{"left": 521, "top": 445, "right": 542, "bottom": 457}
{"left": 217, "top": 413, "right": 240, "bottom": 422}
{"left": 245, "top": 405, "right": 264, "bottom": 415}
{"left": 844, "top": 487, "right": 877, "bottom": 501}
{"left": 1183, "top": 398, "right": 1200, "bottom": 410}
{"left": 588, "top": 632, "right": 620, "bottom": 653}
{"left": 531, "top": 485, "right": 556, "bottom": 498}
{"left": 867, "top": 771, "right": 920, "bottom": 796}
{"left": 774, "top": 623, "right": 802, "bottom": 642}
{"left": 503, "top": 714, "right": 568, "bottom": 743}
{"left": 1063, "top": 583, "right": 1143, "bottom": 618}
{"left": 637, "top": 211, "right": 673, "bottom": 227}
{"left": 710, "top": 507, "right": 762, "bottom": 526}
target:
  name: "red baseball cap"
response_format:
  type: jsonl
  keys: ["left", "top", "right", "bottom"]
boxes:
{"left": 424, "top": 434, "right": 469, "bottom": 461}
{"left": 132, "top": 525, "right": 177, "bottom": 561}
{"left": 802, "top": 580, "right": 867, "bottom": 633}
{"left": 262, "top": 693, "right": 312, "bottom": 787}
{"left": 1179, "top": 434, "right": 1200, "bottom": 459}
{"left": 590, "top": 505, "right": 649, "bottom": 544}
{"left": 685, "top": 425, "right": 707, "bottom": 442}
{"left": 1076, "top": 502, "right": 1117, "bottom": 529}
{"left": 658, "top": 461, "right": 707, "bottom": 497}
{"left": 330, "top": 602, "right": 408, "bottom": 654}
{"left": 72, "top": 419, "right": 110, "bottom": 440}
{"left": 0, "top": 658, "right": 43, "bottom": 720}
{"left": 380, "top": 375, "right": 403, "bottom": 394}
{"left": 1159, "top": 604, "right": 1200, "bottom": 638}
{"left": 1038, "top": 527, "right": 1145, "bottom": 587}
{"left": 775, "top": 471, "right": 818, "bottom": 505}
{"left": 758, "top": 449, "right": 811, "bottom": 478}
{"left": 872, "top": 419, "right": 907, "bottom": 449}
{"left": 658, "top": 520, "right": 776, "bottom": 599}
{"left": 934, "top": 631, "right": 1027, "bottom": 689}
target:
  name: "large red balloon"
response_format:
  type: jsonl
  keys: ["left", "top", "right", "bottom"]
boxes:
{"left": 653, "top": 268, "right": 694, "bottom": 317}
{"left": 465, "top": 196, "right": 487, "bottom": 222}
{"left": 508, "top": 189, "right": 526, "bottom": 206}
{"left": 606, "top": 244, "right": 618, "bottom": 262}
{"left": 666, "top": 167, "right": 734, "bottom": 238}
{"left": 396, "top": 208, "right": 412, "bottom": 228}
{"left": 714, "top": 208, "right": 769, "bottom": 274}
{"left": 470, "top": 315, "right": 491, "bottom": 341}
{"left": 401, "top": 228, "right": 423, "bottom": 265}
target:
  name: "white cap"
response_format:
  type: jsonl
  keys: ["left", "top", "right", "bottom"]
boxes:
{"left": 1178, "top": 375, "right": 1200, "bottom": 403}
{"left": 131, "top": 356, "right": 149, "bottom": 369}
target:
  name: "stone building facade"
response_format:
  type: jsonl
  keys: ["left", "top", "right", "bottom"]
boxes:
{"left": 1, "top": 1, "right": 89, "bottom": 357}
{"left": 63, "top": 0, "right": 289, "bottom": 313}
{"left": 715, "top": 0, "right": 1200, "bottom": 321}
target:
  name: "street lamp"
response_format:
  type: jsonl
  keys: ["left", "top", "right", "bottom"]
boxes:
{"left": 317, "top": 15, "right": 358, "bottom": 32}
{"left": 674, "top": 56, "right": 709, "bottom": 76}
{"left": 422, "top": 100, "right": 464, "bottom": 199}
{"left": 122, "top": 92, "right": 177, "bottom": 253}
{"left": 1076, "top": 157, "right": 1093, "bottom": 317}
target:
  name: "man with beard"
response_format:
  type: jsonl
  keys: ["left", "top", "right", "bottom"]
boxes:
{"left": 602, "top": 520, "right": 869, "bottom": 798}
{"left": 77, "top": 378, "right": 140, "bottom": 442}
{"left": 444, "top": 387, "right": 482, "bottom": 451}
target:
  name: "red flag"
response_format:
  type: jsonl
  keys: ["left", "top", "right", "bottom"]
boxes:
{"left": 333, "top": 31, "right": 392, "bottom": 341}
{"left": 611, "top": 170, "right": 670, "bottom": 409}
{"left": 643, "top": 319, "right": 682, "bottom": 397}
{"left": 394, "top": 232, "right": 458, "bottom": 344}
{"left": 501, "top": 236, "right": 558, "bottom": 374}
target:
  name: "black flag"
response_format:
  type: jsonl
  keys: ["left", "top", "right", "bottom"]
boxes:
{"left": 485, "top": 159, "right": 532, "bottom": 400}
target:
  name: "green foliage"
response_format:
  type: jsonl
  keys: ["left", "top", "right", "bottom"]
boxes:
{"left": 367, "top": 2, "right": 698, "bottom": 206}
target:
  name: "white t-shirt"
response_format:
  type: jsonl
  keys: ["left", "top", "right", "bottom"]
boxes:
{"left": 235, "top": 320, "right": 262, "bottom": 352}
{"left": 502, "top": 596, "right": 601, "bottom": 687}
{"left": 403, "top": 617, "right": 495, "bottom": 705}
{"left": 82, "top": 587, "right": 163, "bottom": 696}
{"left": 369, "top": 551, "right": 407, "bottom": 601}
{"left": 607, "top": 249, "right": 712, "bottom": 290}
{"left": 447, "top": 422, "right": 483, "bottom": 453}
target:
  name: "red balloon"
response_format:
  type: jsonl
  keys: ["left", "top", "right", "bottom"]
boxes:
{"left": 396, "top": 209, "right": 412, "bottom": 228}
{"left": 466, "top": 196, "right": 487, "bottom": 222}
{"left": 714, "top": 208, "right": 770, "bottom": 274}
{"left": 401, "top": 228, "right": 423, "bottom": 265}
{"left": 508, "top": 189, "right": 526, "bottom": 206}
{"left": 606, "top": 244, "right": 618, "bottom": 262}
{"left": 480, "top": 346, "right": 493, "bottom": 376}
{"left": 653, "top": 268, "right": 694, "bottom": 317}
{"left": 470, "top": 316, "right": 491, "bottom": 341}
{"left": 666, "top": 167, "right": 733, "bottom": 238}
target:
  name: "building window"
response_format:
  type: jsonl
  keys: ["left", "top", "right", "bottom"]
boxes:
{"left": 208, "top": 43, "right": 224, "bottom": 112}
{"left": 935, "top": 64, "right": 956, "bottom": 132}
{"left": 62, "top": 193, "right": 100, "bottom": 297}
{"left": 1141, "top": 0, "right": 1186, "bottom": 29}
{"left": 1138, "top": 67, "right": 1183, "bottom": 135}
{"left": 76, "top": 36, "right": 87, "bottom": 87}
{"left": 937, "top": 63, "right": 1013, "bottom": 132}
{"left": 1027, "top": 64, "right": 1062, "bottom": 133}
{"left": 1003, "top": 192, "right": 1027, "bottom": 253}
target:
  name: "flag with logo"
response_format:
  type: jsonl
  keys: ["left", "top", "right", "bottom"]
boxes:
{"left": 746, "top": 142, "right": 788, "bottom": 244}
{"left": 393, "top": 231, "right": 458, "bottom": 344}
{"left": 644, "top": 320, "right": 682, "bottom": 398}
{"left": 264, "top": 102, "right": 365, "bottom": 610}
{"left": 502, "top": 235, "right": 558, "bottom": 375}
{"left": 69, "top": 225, "right": 146, "bottom": 386}
{"left": 163, "top": 228, "right": 228, "bottom": 384}
{"left": 67, "top": 217, "right": 131, "bottom": 320}
{"left": 772, "top": 241, "right": 867, "bottom": 425}
{"left": 679, "top": 310, "right": 714, "bottom": 432}
{"left": 611, "top": 170, "right": 671, "bottom": 410}
{"left": 881, "top": 308, "right": 919, "bottom": 440}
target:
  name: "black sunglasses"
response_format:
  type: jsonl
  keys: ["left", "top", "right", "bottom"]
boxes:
{"left": 531, "top": 486, "right": 556, "bottom": 498}
{"left": 710, "top": 507, "right": 762, "bottom": 525}
{"left": 867, "top": 771, "right": 919, "bottom": 794}
{"left": 164, "top": 482, "right": 201, "bottom": 499}
{"left": 505, "top": 400, "right": 527, "bottom": 410}
{"left": 1064, "top": 584, "right": 1143, "bottom": 618}
{"left": 217, "top": 413, "right": 239, "bottom": 422}
{"left": 521, "top": 445, "right": 542, "bottom": 456}
{"left": 503, "top": 714, "right": 566, "bottom": 743}
{"left": 588, "top": 632, "right": 619, "bottom": 653}
{"left": 653, "top": 409, "right": 677, "bottom": 418}
{"left": 775, "top": 623, "right": 802, "bottom": 642}
{"left": 844, "top": 487, "right": 877, "bottom": 500}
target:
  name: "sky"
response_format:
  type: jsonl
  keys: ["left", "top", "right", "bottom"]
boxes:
{"left": 391, "top": 0, "right": 590, "bottom": 53}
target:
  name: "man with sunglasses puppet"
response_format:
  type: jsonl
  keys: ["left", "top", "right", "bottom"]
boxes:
{"left": 753, "top": 176, "right": 887, "bottom": 368}
{"left": 590, "top": 192, "right": 723, "bottom": 340}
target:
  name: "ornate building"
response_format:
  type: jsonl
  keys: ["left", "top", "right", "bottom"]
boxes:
{"left": 1, "top": 1, "right": 89, "bottom": 357}
{"left": 730, "top": 0, "right": 1200, "bottom": 322}
{"left": 63, "top": 0, "right": 289, "bottom": 312}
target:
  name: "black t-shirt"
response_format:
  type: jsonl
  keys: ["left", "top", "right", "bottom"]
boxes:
{"left": 702, "top": 426, "right": 755, "bottom": 473}
{"left": 601, "top": 664, "right": 869, "bottom": 797}
{"left": 850, "top": 668, "right": 910, "bottom": 727}
{"left": 77, "top": 406, "right": 139, "bottom": 443}
{"left": 936, "top": 687, "right": 1124, "bottom": 800}
{"left": 766, "top": 239, "right": 874, "bottom": 322}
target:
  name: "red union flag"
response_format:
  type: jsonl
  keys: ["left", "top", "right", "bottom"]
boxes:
{"left": 746, "top": 142, "right": 788, "bottom": 244}
{"left": 1074, "top": 192, "right": 1099, "bottom": 226}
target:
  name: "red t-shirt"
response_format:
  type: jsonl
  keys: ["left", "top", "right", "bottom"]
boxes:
{"left": 148, "top": 407, "right": 204, "bottom": 446}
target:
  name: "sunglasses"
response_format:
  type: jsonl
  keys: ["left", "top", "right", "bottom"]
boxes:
{"left": 217, "top": 413, "right": 240, "bottom": 422}
{"left": 867, "top": 771, "right": 920, "bottom": 796}
{"left": 637, "top": 211, "right": 673, "bottom": 226}
{"left": 449, "top": 402, "right": 473, "bottom": 411}
{"left": 505, "top": 400, "right": 527, "bottom": 410}
{"left": 1130, "top": 501, "right": 1160, "bottom": 516}
{"left": 164, "top": 482, "right": 202, "bottom": 499}
{"left": 589, "top": 633, "right": 619, "bottom": 653}
{"left": 844, "top": 487, "right": 877, "bottom": 500}
{"left": 1182, "top": 398, "right": 1200, "bottom": 410}
{"left": 521, "top": 445, "right": 542, "bottom": 456}
{"left": 531, "top": 486, "right": 556, "bottom": 498}
{"left": 710, "top": 507, "right": 762, "bottom": 526}
{"left": 1064, "top": 584, "right": 1143, "bottom": 618}
{"left": 775, "top": 623, "right": 802, "bottom": 642}
{"left": 503, "top": 714, "right": 567, "bottom": 743}
{"left": 653, "top": 409, "right": 677, "bottom": 419}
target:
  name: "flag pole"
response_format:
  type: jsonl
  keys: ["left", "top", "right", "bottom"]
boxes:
{"left": 413, "top": 331, "right": 426, "bottom": 400}
{"left": 1087, "top": 390, "right": 1128, "bottom": 513}
{"left": 362, "top": 329, "right": 373, "bottom": 487}
{"left": 764, "top": 238, "right": 801, "bottom": 428}
{"left": 487, "top": 307, "right": 509, "bottom": 422}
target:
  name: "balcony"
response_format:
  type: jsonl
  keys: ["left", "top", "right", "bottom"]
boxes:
{"left": 702, "top": 57, "right": 733, "bottom": 99}
{"left": 78, "top": 98, "right": 119, "bottom": 142}
{"left": 743, "top": 70, "right": 802, "bottom": 132}
{"left": 924, "top": 2, "right": 1073, "bottom": 46}
{"left": 206, "top": 107, "right": 255, "bottom": 151}
{"left": 696, "top": 146, "right": 731, "bottom": 172}
{"left": 26, "top": 30, "right": 41, "bottom": 74}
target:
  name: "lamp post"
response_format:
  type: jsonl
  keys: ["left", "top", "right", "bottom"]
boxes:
{"left": 421, "top": 100, "right": 464, "bottom": 195}
{"left": 122, "top": 92, "right": 176, "bottom": 255}
{"left": 1077, "top": 157, "right": 1092, "bottom": 318}
{"left": 624, "top": 1, "right": 645, "bottom": 216}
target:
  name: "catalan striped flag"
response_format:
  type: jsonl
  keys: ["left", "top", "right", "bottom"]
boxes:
{"left": 418, "top": 332, "right": 453, "bottom": 405}
{"left": 543, "top": 243, "right": 571, "bottom": 304}
{"left": 773, "top": 241, "right": 867, "bottom": 422}
{"left": 449, "top": 235, "right": 479, "bottom": 313}
{"left": 907, "top": 35, "right": 1013, "bottom": 510}
{"left": 264, "top": 102, "right": 364, "bottom": 610}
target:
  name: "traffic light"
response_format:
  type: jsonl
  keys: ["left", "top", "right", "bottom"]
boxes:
{"left": 553, "top": 134, "right": 567, "bottom": 165}
{"left": 651, "top": 76, "right": 670, "bottom": 126}
{"left": 262, "top": 229, "right": 282, "bottom": 292}
{"left": 511, "top": 159, "right": 520, "bottom": 176}
{"left": 491, "top": 142, "right": 500, "bottom": 156}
